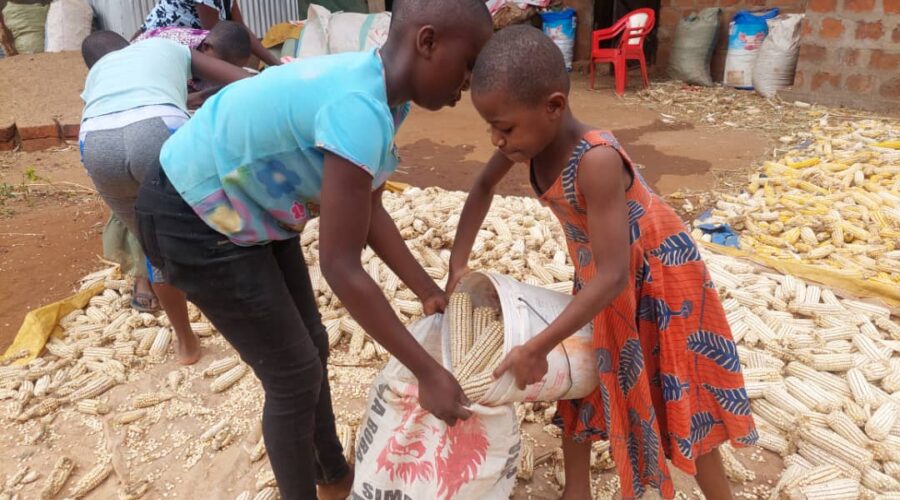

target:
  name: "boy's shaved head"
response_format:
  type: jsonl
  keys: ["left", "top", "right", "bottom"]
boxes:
{"left": 81, "top": 31, "right": 129, "bottom": 69}
{"left": 472, "top": 25, "right": 569, "bottom": 103}
{"left": 204, "top": 20, "right": 251, "bottom": 67}
{"left": 389, "top": 0, "right": 492, "bottom": 35}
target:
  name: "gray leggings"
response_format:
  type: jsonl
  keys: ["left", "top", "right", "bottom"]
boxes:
{"left": 81, "top": 117, "right": 175, "bottom": 236}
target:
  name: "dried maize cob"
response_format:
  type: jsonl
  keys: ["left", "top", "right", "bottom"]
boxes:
{"left": 255, "top": 468, "right": 276, "bottom": 491}
{"left": 455, "top": 321, "right": 504, "bottom": 384}
{"left": 854, "top": 335, "right": 892, "bottom": 362}
{"left": 148, "top": 327, "right": 172, "bottom": 361}
{"left": 796, "top": 440, "right": 862, "bottom": 481}
{"left": 460, "top": 371, "right": 495, "bottom": 403}
{"left": 799, "top": 424, "right": 874, "bottom": 469}
{"left": 765, "top": 384, "right": 812, "bottom": 414}
{"left": 826, "top": 410, "right": 871, "bottom": 449}
{"left": 69, "top": 461, "right": 112, "bottom": 499}
{"left": 68, "top": 375, "right": 116, "bottom": 402}
{"left": 751, "top": 399, "right": 798, "bottom": 432}
{"left": 448, "top": 292, "right": 474, "bottom": 370}
{"left": 132, "top": 392, "right": 173, "bottom": 409}
{"left": 802, "top": 352, "right": 854, "bottom": 372}
{"left": 863, "top": 467, "right": 900, "bottom": 494}
{"left": 850, "top": 368, "right": 878, "bottom": 408}
{"left": 40, "top": 456, "right": 74, "bottom": 499}
{"left": 325, "top": 319, "right": 342, "bottom": 347}
{"left": 115, "top": 409, "right": 146, "bottom": 425}
{"left": 203, "top": 356, "right": 240, "bottom": 378}
{"left": 785, "top": 376, "right": 842, "bottom": 413}
{"left": 795, "top": 478, "right": 861, "bottom": 500}
{"left": 249, "top": 435, "right": 266, "bottom": 462}
{"left": 211, "top": 364, "right": 248, "bottom": 393}
{"left": 348, "top": 320, "right": 366, "bottom": 355}
{"left": 867, "top": 402, "right": 899, "bottom": 441}
{"left": 17, "top": 397, "right": 60, "bottom": 421}
{"left": 756, "top": 427, "right": 790, "bottom": 456}
{"left": 76, "top": 398, "right": 110, "bottom": 416}
{"left": 845, "top": 399, "right": 872, "bottom": 426}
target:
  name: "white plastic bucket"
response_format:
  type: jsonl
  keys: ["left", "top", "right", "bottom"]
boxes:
{"left": 447, "top": 271, "right": 598, "bottom": 406}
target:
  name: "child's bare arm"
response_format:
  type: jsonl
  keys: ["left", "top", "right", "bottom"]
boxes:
{"left": 319, "top": 152, "right": 472, "bottom": 425}
{"left": 190, "top": 49, "right": 251, "bottom": 86}
{"left": 494, "top": 147, "right": 631, "bottom": 387}
{"left": 447, "top": 150, "right": 514, "bottom": 292}
{"left": 367, "top": 186, "right": 446, "bottom": 313}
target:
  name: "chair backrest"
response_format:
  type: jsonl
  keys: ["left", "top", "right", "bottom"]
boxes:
{"left": 619, "top": 8, "right": 655, "bottom": 49}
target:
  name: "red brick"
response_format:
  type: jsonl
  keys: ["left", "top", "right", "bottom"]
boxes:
{"left": 800, "top": 44, "right": 828, "bottom": 63}
{"left": 820, "top": 18, "right": 845, "bottom": 38}
{"left": 794, "top": 70, "right": 805, "bottom": 89}
{"left": 719, "top": 0, "right": 740, "bottom": 7}
{"left": 808, "top": 0, "right": 837, "bottom": 11}
{"left": 894, "top": 26, "right": 900, "bottom": 43}
{"left": 844, "top": 0, "right": 875, "bottom": 11}
{"left": 20, "top": 137, "right": 62, "bottom": 152}
{"left": 846, "top": 74, "right": 876, "bottom": 94}
{"left": 16, "top": 123, "right": 60, "bottom": 141}
{"left": 659, "top": 8, "right": 683, "bottom": 28}
{"left": 696, "top": 0, "right": 716, "bottom": 7}
{"left": 811, "top": 71, "right": 841, "bottom": 91}
{"left": 801, "top": 18, "right": 814, "bottom": 36}
{"left": 0, "top": 121, "right": 15, "bottom": 143}
{"left": 870, "top": 50, "right": 900, "bottom": 71}
{"left": 673, "top": 0, "right": 694, "bottom": 8}
{"left": 856, "top": 20, "right": 884, "bottom": 40}
{"left": 59, "top": 123, "right": 80, "bottom": 140}
{"left": 885, "top": 0, "right": 900, "bottom": 13}
{"left": 880, "top": 77, "right": 900, "bottom": 99}
{"left": 837, "top": 48, "right": 861, "bottom": 65}
{"left": 0, "top": 139, "right": 15, "bottom": 152}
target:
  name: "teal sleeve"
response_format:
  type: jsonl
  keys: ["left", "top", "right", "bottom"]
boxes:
{"left": 314, "top": 92, "right": 394, "bottom": 178}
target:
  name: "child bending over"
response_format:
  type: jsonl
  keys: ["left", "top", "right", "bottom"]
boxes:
{"left": 133, "top": 1, "right": 493, "bottom": 498}
{"left": 448, "top": 26, "right": 757, "bottom": 500}
{"left": 79, "top": 31, "right": 249, "bottom": 364}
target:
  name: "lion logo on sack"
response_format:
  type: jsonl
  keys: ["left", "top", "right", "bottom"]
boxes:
{"left": 376, "top": 396, "right": 489, "bottom": 500}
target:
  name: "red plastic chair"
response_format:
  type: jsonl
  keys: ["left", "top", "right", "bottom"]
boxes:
{"left": 590, "top": 8, "right": 656, "bottom": 95}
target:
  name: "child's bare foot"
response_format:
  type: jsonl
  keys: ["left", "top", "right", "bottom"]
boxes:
{"left": 318, "top": 468, "right": 353, "bottom": 500}
{"left": 176, "top": 333, "right": 202, "bottom": 365}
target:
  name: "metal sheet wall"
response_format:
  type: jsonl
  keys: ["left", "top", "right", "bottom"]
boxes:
{"left": 88, "top": 0, "right": 300, "bottom": 38}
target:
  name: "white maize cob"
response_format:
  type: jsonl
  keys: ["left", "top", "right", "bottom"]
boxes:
{"left": 115, "top": 409, "right": 146, "bottom": 425}
{"left": 867, "top": 402, "right": 899, "bottom": 441}
{"left": 203, "top": 356, "right": 240, "bottom": 377}
{"left": 826, "top": 410, "right": 871, "bottom": 449}
{"left": 201, "top": 419, "right": 229, "bottom": 441}
{"left": 75, "top": 398, "right": 110, "bottom": 416}
{"left": 132, "top": 392, "right": 173, "bottom": 409}
{"left": 255, "top": 468, "right": 276, "bottom": 491}
{"left": 69, "top": 461, "right": 113, "bottom": 499}
{"left": 751, "top": 399, "right": 798, "bottom": 432}
{"left": 765, "top": 384, "right": 813, "bottom": 414}
{"left": 68, "top": 375, "right": 116, "bottom": 402}
{"left": 854, "top": 335, "right": 892, "bottom": 362}
{"left": 336, "top": 423, "right": 355, "bottom": 465}
{"left": 40, "top": 456, "right": 74, "bottom": 500}
{"left": 756, "top": 427, "right": 790, "bottom": 456}
{"left": 863, "top": 467, "right": 900, "bottom": 493}
{"left": 348, "top": 320, "right": 366, "bottom": 355}
{"left": 850, "top": 368, "right": 878, "bottom": 408}
{"left": 795, "top": 478, "right": 861, "bottom": 500}
{"left": 455, "top": 321, "right": 504, "bottom": 384}
{"left": 785, "top": 376, "right": 842, "bottom": 413}
{"left": 460, "top": 371, "right": 495, "bottom": 402}
{"left": 210, "top": 363, "right": 248, "bottom": 393}
{"left": 252, "top": 487, "right": 278, "bottom": 500}
{"left": 799, "top": 424, "right": 874, "bottom": 469}
{"left": 796, "top": 440, "right": 862, "bottom": 480}
{"left": 517, "top": 436, "right": 534, "bottom": 480}
{"left": 148, "top": 327, "right": 172, "bottom": 361}
{"left": 845, "top": 399, "right": 872, "bottom": 426}
{"left": 448, "top": 292, "right": 474, "bottom": 370}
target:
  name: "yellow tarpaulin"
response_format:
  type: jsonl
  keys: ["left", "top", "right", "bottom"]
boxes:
{"left": 261, "top": 22, "right": 303, "bottom": 48}
{"left": 385, "top": 181, "right": 409, "bottom": 193}
{"left": 702, "top": 242, "right": 900, "bottom": 311}
{"left": 1, "top": 282, "right": 104, "bottom": 365}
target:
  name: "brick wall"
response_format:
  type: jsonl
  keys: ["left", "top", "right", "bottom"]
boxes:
{"left": 656, "top": 0, "right": 808, "bottom": 80}
{"left": 788, "top": 0, "right": 900, "bottom": 109}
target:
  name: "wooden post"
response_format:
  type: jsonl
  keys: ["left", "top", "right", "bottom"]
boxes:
{"left": 367, "top": 0, "right": 386, "bottom": 13}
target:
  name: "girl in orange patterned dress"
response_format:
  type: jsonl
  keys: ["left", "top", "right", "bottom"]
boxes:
{"left": 447, "top": 26, "right": 757, "bottom": 499}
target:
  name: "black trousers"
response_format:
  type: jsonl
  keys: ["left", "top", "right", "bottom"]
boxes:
{"left": 135, "top": 167, "right": 349, "bottom": 500}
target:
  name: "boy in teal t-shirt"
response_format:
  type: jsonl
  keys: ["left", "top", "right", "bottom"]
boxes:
{"left": 135, "top": 0, "right": 493, "bottom": 498}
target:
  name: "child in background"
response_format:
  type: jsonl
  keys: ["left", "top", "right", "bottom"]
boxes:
{"left": 79, "top": 31, "right": 249, "bottom": 364}
{"left": 100, "top": 20, "right": 252, "bottom": 315}
{"left": 133, "top": 0, "right": 493, "bottom": 497}
{"left": 448, "top": 26, "right": 756, "bottom": 500}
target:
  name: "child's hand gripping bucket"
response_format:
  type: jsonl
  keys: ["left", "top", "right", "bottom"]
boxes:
{"left": 449, "top": 272, "right": 599, "bottom": 406}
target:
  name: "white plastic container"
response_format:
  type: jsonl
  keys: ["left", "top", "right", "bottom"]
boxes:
{"left": 448, "top": 272, "right": 598, "bottom": 406}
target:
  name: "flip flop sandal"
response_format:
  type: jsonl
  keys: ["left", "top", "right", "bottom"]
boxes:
{"left": 130, "top": 289, "right": 161, "bottom": 313}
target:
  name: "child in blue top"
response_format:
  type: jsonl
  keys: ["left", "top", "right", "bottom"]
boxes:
{"left": 79, "top": 31, "right": 249, "bottom": 365}
{"left": 134, "top": 1, "right": 493, "bottom": 498}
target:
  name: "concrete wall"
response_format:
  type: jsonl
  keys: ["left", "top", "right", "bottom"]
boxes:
{"left": 786, "top": 0, "right": 900, "bottom": 109}
{"left": 656, "top": 0, "right": 808, "bottom": 80}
